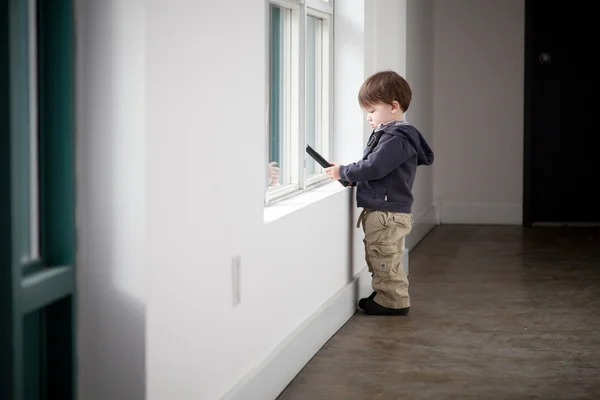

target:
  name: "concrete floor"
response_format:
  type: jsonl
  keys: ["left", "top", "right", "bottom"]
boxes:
{"left": 277, "top": 225, "right": 600, "bottom": 400}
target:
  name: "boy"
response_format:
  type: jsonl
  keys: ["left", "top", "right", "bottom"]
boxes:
{"left": 324, "top": 70, "right": 434, "bottom": 316}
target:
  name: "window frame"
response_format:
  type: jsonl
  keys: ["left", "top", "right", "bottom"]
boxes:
{"left": 266, "top": 0, "right": 335, "bottom": 206}
{"left": 2, "top": 0, "right": 76, "bottom": 397}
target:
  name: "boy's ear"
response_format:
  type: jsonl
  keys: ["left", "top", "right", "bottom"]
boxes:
{"left": 391, "top": 101, "right": 401, "bottom": 113}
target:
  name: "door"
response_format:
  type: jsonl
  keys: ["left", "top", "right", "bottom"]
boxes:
{"left": 524, "top": 0, "right": 600, "bottom": 225}
{"left": 1, "top": 0, "right": 75, "bottom": 399}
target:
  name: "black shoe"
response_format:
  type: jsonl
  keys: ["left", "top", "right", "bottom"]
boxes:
{"left": 358, "top": 291, "right": 377, "bottom": 310}
{"left": 360, "top": 297, "right": 410, "bottom": 316}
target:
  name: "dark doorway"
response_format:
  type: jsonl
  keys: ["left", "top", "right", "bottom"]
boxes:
{"left": 524, "top": 0, "right": 600, "bottom": 226}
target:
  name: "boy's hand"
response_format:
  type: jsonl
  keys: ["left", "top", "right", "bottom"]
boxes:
{"left": 324, "top": 162, "right": 341, "bottom": 180}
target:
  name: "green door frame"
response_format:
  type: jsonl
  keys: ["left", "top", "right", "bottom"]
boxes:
{"left": 1, "top": 0, "right": 75, "bottom": 399}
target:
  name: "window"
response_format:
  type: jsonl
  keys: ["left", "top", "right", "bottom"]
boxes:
{"left": 267, "top": 0, "right": 334, "bottom": 204}
{"left": 2, "top": 0, "right": 76, "bottom": 397}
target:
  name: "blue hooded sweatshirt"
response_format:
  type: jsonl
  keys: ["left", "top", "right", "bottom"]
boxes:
{"left": 339, "top": 121, "right": 434, "bottom": 214}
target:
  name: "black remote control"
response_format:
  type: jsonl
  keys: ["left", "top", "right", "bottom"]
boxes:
{"left": 306, "top": 145, "right": 351, "bottom": 187}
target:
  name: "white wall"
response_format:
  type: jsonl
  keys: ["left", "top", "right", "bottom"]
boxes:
{"left": 75, "top": 0, "right": 146, "bottom": 399}
{"left": 334, "top": 0, "right": 370, "bottom": 279}
{"left": 365, "top": 0, "right": 407, "bottom": 77}
{"left": 406, "top": 0, "right": 436, "bottom": 245}
{"left": 365, "top": 0, "right": 437, "bottom": 248}
{"left": 145, "top": 1, "right": 366, "bottom": 399}
{"left": 432, "top": 0, "right": 525, "bottom": 225}
{"left": 74, "top": 0, "right": 438, "bottom": 398}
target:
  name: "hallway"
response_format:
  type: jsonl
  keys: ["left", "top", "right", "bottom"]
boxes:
{"left": 278, "top": 226, "right": 600, "bottom": 400}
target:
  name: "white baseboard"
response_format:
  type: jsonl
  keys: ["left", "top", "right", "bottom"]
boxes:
{"left": 441, "top": 202, "right": 522, "bottom": 225}
{"left": 221, "top": 268, "right": 373, "bottom": 400}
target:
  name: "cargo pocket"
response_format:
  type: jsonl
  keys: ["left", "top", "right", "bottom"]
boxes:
{"left": 368, "top": 242, "right": 398, "bottom": 279}
{"left": 392, "top": 213, "right": 413, "bottom": 229}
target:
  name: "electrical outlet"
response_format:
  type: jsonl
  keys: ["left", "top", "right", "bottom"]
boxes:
{"left": 232, "top": 255, "right": 241, "bottom": 307}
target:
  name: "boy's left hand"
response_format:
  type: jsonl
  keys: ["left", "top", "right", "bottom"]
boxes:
{"left": 324, "top": 162, "right": 341, "bottom": 180}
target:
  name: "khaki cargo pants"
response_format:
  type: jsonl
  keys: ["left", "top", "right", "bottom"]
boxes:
{"left": 357, "top": 209, "right": 412, "bottom": 309}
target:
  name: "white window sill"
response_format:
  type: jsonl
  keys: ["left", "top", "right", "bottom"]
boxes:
{"left": 264, "top": 180, "right": 351, "bottom": 224}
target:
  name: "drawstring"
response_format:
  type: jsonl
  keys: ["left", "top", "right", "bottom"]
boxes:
{"left": 356, "top": 209, "right": 368, "bottom": 228}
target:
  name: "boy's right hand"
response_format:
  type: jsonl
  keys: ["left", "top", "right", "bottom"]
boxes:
{"left": 324, "top": 162, "right": 341, "bottom": 180}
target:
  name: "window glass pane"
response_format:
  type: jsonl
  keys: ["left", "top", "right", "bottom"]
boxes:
{"left": 17, "top": 0, "right": 41, "bottom": 265}
{"left": 13, "top": 0, "right": 35, "bottom": 265}
{"left": 305, "top": 16, "right": 322, "bottom": 177}
{"left": 28, "top": 0, "right": 40, "bottom": 262}
{"left": 268, "top": 6, "right": 291, "bottom": 189}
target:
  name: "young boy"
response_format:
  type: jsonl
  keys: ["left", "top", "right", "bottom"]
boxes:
{"left": 324, "top": 70, "right": 434, "bottom": 316}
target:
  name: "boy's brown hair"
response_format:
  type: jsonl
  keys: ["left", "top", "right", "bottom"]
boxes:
{"left": 358, "top": 70, "right": 412, "bottom": 112}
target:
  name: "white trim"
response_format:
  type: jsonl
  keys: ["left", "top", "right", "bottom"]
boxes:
{"left": 264, "top": 0, "right": 270, "bottom": 203}
{"left": 270, "top": 0, "right": 301, "bottom": 10}
{"left": 295, "top": 3, "right": 306, "bottom": 189}
{"left": 323, "top": 14, "right": 333, "bottom": 161}
{"left": 221, "top": 267, "right": 372, "bottom": 400}
{"left": 306, "top": 0, "right": 333, "bottom": 15}
{"left": 304, "top": 13, "right": 324, "bottom": 180}
{"left": 266, "top": 183, "right": 301, "bottom": 205}
{"left": 305, "top": 172, "right": 329, "bottom": 187}
{"left": 441, "top": 202, "right": 522, "bottom": 225}
{"left": 314, "top": 16, "right": 323, "bottom": 159}
{"left": 283, "top": 7, "right": 294, "bottom": 186}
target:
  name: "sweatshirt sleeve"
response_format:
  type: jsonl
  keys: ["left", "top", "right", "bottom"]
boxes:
{"left": 339, "top": 134, "right": 415, "bottom": 182}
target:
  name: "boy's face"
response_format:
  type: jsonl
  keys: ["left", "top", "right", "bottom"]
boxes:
{"left": 363, "top": 101, "right": 401, "bottom": 129}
